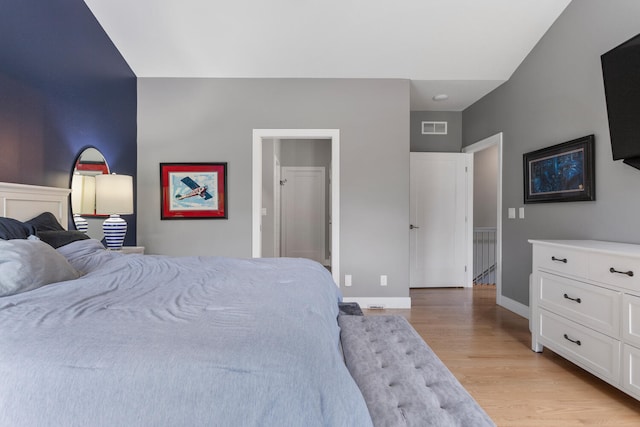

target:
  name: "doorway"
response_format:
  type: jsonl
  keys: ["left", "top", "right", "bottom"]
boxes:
{"left": 252, "top": 129, "right": 340, "bottom": 285}
{"left": 462, "top": 133, "right": 503, "bottom": 306}
{"left": 262, "top": 138, "right": 330, "bottom": 266}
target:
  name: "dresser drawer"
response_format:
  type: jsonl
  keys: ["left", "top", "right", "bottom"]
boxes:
{"left": 622, "top": 344, "right": 640, "bottom": 400}
{"left": 539, "top": 309, "right": 620, "bottom": 383}
{"left": 538, "top": 273, "right": 620, "bottom": 337}
{"left": 623, "top": 293, "right": 640, "bottom": 348}
{"left": 534, "top": 245, "right": 587, "bottom": 278}
{"left": 588, "top": 253, "right": 640, "bottom": 291}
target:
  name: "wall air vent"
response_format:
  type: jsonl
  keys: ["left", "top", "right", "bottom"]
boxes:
{"left": 422, "top": 121, "right": 448, "bottom": 135}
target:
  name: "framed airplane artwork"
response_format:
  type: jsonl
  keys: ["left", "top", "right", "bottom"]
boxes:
{"left": 160, "top": 162, "right": 227, "bottom": 219}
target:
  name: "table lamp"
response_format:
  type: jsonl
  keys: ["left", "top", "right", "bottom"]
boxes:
{"left": 71, "top": 174, "right": 96, "bottom": 233}
{"left": 95, "top": 174, "right": 133, "bottom": 250}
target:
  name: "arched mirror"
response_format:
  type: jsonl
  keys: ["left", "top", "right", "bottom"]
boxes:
{"left": 70, "top": 147, "right": 109, "bottom": 237}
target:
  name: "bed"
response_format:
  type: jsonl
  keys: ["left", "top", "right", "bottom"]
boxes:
{"left": 0, "top": 183, "right": 373, "bottom": 426}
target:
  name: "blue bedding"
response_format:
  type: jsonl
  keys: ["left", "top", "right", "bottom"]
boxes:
{"left": 0, "top": 240, "right": 372, "bottom": 426}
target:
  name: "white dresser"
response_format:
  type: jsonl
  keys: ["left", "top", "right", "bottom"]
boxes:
{"left": 529, "top": 239, "right": 640, "bottom": 400}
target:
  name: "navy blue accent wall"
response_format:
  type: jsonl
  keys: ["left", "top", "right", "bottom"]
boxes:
{"left": 0, "top": 0, "right": 137, "bottom": 245}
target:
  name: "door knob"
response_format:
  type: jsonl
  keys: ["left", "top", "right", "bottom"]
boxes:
{"left": 410, "top": 224, "right": 420, "bottom": 230}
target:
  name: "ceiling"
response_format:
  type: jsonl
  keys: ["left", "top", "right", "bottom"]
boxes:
{"left": 84, "top": 0, "right": 571, "bottom": 111}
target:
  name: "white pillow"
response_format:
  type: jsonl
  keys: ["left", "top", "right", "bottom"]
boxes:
{"left": 0, "top": 239, "right": 82, "bottom": 297}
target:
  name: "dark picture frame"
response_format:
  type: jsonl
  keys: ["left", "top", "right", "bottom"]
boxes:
{"left": 523, "top": 135, "right": 595, "bottom": 204}
{"left": 160, "top": 162, "right": 227, "bottom": 219}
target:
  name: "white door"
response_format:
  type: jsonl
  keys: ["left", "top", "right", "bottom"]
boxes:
{"left": 410, "top": 153, "right": 472, "bottom": 287}
{"left": 281, "top": 167, "right": 326, "bottom": 263}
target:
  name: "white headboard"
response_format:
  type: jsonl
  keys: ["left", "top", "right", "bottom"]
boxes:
{"left": 0, "top": 182, "right": 71, "bottom": 229}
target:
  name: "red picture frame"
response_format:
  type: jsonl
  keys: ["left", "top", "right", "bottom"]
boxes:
{"left": 160, "top": 163, "right": 227, "bottom": 219}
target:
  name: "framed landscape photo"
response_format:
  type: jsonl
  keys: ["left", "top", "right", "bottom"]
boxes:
{"left": 160, "top": 162, "right": 227, "bottom": 219}
{"left": 523, "top": 135, "right": 595, "bottom": 204}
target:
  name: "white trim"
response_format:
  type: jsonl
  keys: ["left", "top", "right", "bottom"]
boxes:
{"left": 463, "top": 132, "right": 503, "bottom": 305}
{"left": 252, "top": 129, "right": 340, "bottom": 286}
{"left": 342, "top": 297, "right": 412, "bottom": 309}
{"left": 463, "top": 132, "right": 503, "bottom": 153}
{"left": 498, "top": 295, "right": 529, "bottom": 319}
{"left": 464, "top": 153, "right": 473, "bottom": 287}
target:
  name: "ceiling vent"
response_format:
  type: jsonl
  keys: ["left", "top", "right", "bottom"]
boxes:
{"left": 422, "top": 121, "right": 447, "bottom": 135}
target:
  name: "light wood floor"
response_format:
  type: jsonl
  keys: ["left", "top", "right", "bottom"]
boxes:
{"left": 364, "top": 286, "right": 640, "bottom": 426}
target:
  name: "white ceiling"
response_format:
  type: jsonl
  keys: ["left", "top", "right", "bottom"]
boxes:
{"left": 84, "top": 0, "right": 571, "bottom": 111}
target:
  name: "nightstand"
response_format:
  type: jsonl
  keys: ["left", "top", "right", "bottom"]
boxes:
{"left": 118, "top": 246, "right": 145, "bottom": 255}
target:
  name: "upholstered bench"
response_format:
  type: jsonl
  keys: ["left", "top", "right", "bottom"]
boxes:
{"left": 339, "top": 315, "right": 495, "bottom": 427}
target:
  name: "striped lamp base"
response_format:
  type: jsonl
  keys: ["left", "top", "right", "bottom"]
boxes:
{"left": 103, "top": 214, "right": 127, "bottom": 250}
{"left": 73, "top": 214, "right": 88, "bottom": 233}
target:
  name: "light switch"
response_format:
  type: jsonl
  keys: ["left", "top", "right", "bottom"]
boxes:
{"left": 261, "top": 208, "right": 267, "bottom": 216}
{"left": 519, "top": 207, "right": 525, "bottom": 219}
{"left": 508, "top": 208, "right": 516, "bottom": 219}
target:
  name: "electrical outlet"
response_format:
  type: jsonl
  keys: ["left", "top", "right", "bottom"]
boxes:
{"left": 345, "top": 274, "right": 352, "bottom": 287}
{"left": 380, "top": 275, "right": 387, "bottom": 286}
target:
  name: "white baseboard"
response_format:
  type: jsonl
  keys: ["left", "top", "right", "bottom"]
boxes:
{"left": 497, "top": 295, "right": 529, "bottom": 319}
{"left": 343, "top": 295, "right": 526, "bottom": 315}
{"left": 342, "top": 297, "right": 411, "bottom": 309}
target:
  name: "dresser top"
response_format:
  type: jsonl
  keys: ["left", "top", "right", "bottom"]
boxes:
{"left": 529, "top": 239, "right": 640, "bottom": 257}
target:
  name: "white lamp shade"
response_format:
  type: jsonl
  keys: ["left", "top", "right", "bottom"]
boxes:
{"left": 95, "top": 174, "right": 134, "bottom": 215}
{"left": 71, "top": 175, "right": 96, "bottom": 215}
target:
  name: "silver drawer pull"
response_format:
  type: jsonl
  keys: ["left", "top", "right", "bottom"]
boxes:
{"left": 551, "top": 256, "right": 567, "bottom": 263}
{"left": 563, "top": 293, "right": 581, "bottom": 303}
{"left": 563, "top": 334, "right": 581, "bottom": 346}
{"left": 609, "top": 267, "right": 634, "bottom": 277}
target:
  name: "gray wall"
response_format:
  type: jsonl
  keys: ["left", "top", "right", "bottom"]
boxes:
{"left": 473, "top": 144, "right": 498, "bottom": 228}
{"left": 410, "top": 111, "right": 462, "bottom": 152}
{"left": 137, "top": 78, "right": 410, "bottom": 298}
{"left": 462, "top": 0, "right": 640, "bottom": 306}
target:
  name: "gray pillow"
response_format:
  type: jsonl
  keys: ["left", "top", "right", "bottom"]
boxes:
{"left": 25, "top": 212, "right": 65, "bottom": 232}
{"left": 0, "top": 239, "right": 82, "bottom": 297}
{"left": 0, "top": 217, "right": 36, "bottom": 240}
{"left": 37, "top": 230, "right": 90, "bottom": 249}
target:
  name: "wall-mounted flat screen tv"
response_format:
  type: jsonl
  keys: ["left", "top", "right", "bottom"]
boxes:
{"left": 601, "top": 33, "right": 640, "bottom": 169}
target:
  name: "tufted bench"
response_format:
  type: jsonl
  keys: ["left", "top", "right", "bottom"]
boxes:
{"left": 339, "top": 315, "right": 495, "bottom": 427}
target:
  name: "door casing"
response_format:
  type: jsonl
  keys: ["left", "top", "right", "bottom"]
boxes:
{"left": 252, "top": 129, "right": 340, "bottom": 286}
{"left": 463, "top": 132, "right": 503, "bottom": 305}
